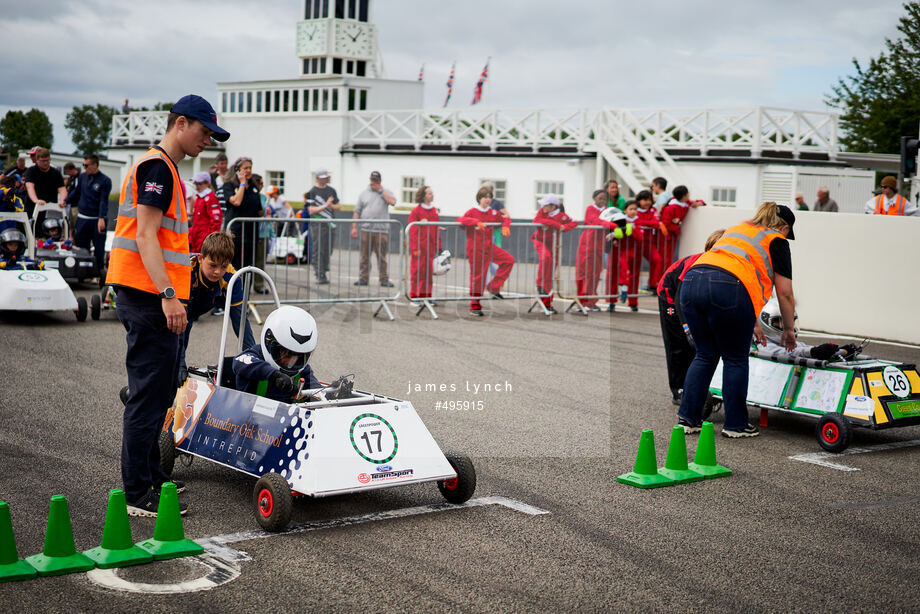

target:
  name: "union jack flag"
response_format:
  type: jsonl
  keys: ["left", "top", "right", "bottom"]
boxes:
{"left": 471, "top": 59, "right": 490, "bottom": 105}
{"left": 418, "top": 64, "right": 424, "bottom": 82}
{"left": 144, "top": 181, "right": 164, "bottom": 195}
{"left": 443, "top": 62, "right": 456, "bottom": 107}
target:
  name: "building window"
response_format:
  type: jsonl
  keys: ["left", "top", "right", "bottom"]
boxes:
{"left": 711, "top": 186, "right": 738, "bottom": 207}
{"left": 348, "top": 88, "right": 356, "bottom": 111}
{"left": 346, "top": 60, "right": 354, "bottom": 74}
{"left": 311, "top": 58, "right": 318, "bottom": 73}
{"left": 312, "top": 89, "right": 320, "bottom": 111}
{"left": 292, "top": 90, "right": 299, "bottom": 112}
{"left": 246, "top": 91, "right": 252, "bottom": 113}
{"left": 348, "top": 0, "right": 356, "bottom": 19}
{"left": 356, "top": 60, "right": 366, "bottom": 77}
{"left": 255, "top": 91, "right": 262, "bottom": 112}
{"left": 273, "top": 91, "right": 281, "bottom": 112}
{"left": 332, "top": 89, "right": 339, "bottom": 111}
{"left": 320, "top": 0, "right": 328, "bottom": 18}
{"left": 283, "top": 90, "right": 290, "bottom": 112}
{"left": 480, "top": 179, "right": 508, "bottom": 201}
{"left": 358, "top": 0, "right": 368, "bottom": 21}
{"left": 534, "top": 181, "right": 564, "bottom": 208}
{"left": 359, "top": 89, "right": 367, "bottom": 110}
{"left": 221, "top": 92, "right": 227, "bottom": 113}
{"left": 266, "top": 171, "right": 286, "bottom": 194}
{"left": 321, "top": 89, "right": 329, "bottom": 111}
{"left": 320, "top": 58, "right": 327, "bottom": 74}
{"left": 305, "top": 0, "right": 312, "bottom": 19}
{"left": 229, "top": 92, "right": 236, "bottom": 113}
{"left": 335, "top": 0, "right": 345, "bottom": 19}
{"left": 333, "top": 58, "right": 342, "bottom": 75}
{"left": 401, "top": 176, "right": 425, "bottom": 204}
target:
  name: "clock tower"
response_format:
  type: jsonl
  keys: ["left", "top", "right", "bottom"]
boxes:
{"left": 296, "top": 0, "right": 380, "bottom": 79}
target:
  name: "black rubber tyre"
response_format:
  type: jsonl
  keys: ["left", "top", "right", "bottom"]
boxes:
{"left": 253, "top": 472, "right": 293, "bottom": 532}
{"left": 158, "top": 429, "right": 176, "bottom": 477}
{"left": 75, "top": 296, "right": 87, "bottom": 321}
{"left": 90, "top": 294, "right": 101, "bottom": 320}
{"left": 816, "top": 413, "right": 852, "bottom": 453}
{"left": 119, "top": 385, "right": 129, "bottom": 406}
{"left": 437, "top": 451, "right": 476, "bottom": 504}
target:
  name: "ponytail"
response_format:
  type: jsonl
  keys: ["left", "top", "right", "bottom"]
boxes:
{"left": 748, "top": 201, "right": 784, "bottom": 231}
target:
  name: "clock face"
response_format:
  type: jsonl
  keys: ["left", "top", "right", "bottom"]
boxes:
{"left": 296, "top": 20, "right": 328, "bottom": 56}
{"left": 333, "top": 20, "right": 374, "bottom": 59}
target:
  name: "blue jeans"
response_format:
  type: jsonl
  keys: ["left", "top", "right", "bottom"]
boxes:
{"left": 677, "top": 267, "right": 754, "bottom": 431}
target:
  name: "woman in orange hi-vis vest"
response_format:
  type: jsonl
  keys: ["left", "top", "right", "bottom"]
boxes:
{"left": 106, "top": 95, "right": 229, "bottom": 517}
{"left": 675, "top": 202, "right": 798, "bottom": 439}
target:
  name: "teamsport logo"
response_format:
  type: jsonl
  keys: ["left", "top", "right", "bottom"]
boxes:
{"left": 357, "top": 468, "right": 414, "bottom": 485}
{"left": 144, "top": 181, "right": 164, "bottom": 195}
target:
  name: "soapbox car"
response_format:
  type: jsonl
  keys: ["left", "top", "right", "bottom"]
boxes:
{"left": 159, "top": 267, "right": 476, "bottom": 532}
{"left": 708, "top": 344, "right": 920, "bottom": 452}
{"left": 0, "top": 211, "right": 96, "bottom": 321}
{"left": 31, "top": 203, "right": 104, "bottom": 285}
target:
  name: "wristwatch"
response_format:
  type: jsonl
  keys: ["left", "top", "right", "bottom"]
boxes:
{"left": 158, "top": 286, "right": 176, "bottom": 300}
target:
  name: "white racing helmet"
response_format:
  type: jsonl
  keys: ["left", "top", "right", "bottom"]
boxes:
{"left": 759, "top": 297, "right": 798, "bottom": 345}
{"left": 432, "top": 249, "right": 452, "bottom": 275}
{"left": 261, "top": 305, "right": 318, "bottom": 375}
{"left": 599, "top": 207, "right": 626, "bottom": 225}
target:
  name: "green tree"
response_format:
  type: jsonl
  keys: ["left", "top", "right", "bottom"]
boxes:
{"left": 0, "top": 108, "right": 53, "bottom": 155}
{"left": 827, "top": 2, "right": 920, "bottom": 153}
{"left": 65, "top": 104, "right": 118, "bottom": 155}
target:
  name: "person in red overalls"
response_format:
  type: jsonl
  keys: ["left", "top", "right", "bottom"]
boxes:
{"left": 457, "top": 185, "right": 513, "bottom": 316}
{"left": 633, "top": 189, "right": 663, "bottom": 292}
{"left": 658, "top": 185, "right": 705, "bottom": 271}
{"left": 576, "top": 189, "right": 621, "bottom": 311}
{"left": 188, "top": 171, "right": 222, "bottom": 253}
{"left": 532, "top": 194, "right": 577, "bottom": 313}
{"left": 617, "top": 201, "right": 645, "bottom": 311}
{"left": 407, "top": 184, "right": 441, "bottom": 301}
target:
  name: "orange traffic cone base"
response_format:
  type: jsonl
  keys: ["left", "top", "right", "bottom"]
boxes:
{"left": 0, "top": 558, "right": 37, "bottom": 583}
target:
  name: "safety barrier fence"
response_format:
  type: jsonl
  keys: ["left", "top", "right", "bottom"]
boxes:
{"left": 225, "top": 217, "right": 404, "bottom": 320}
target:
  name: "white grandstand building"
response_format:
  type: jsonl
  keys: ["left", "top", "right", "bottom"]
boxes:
{"left": 106, "top": 0, "right": 895, "bottom": 217}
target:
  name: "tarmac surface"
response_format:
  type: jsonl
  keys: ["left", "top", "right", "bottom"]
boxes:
{"left": 2, "top": 287, "right": 920, "bottom": 613}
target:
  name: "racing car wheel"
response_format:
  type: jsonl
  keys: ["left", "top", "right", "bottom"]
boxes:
{"left": 816, "top": 413, "right": 851, "bottom": 453}
{"left": 437, "top": 451, "right": 476, "bottom": 504}
{"left": 253, "top": 472, "right": 293, "bottom": 532}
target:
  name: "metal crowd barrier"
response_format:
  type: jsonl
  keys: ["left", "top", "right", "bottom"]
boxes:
{"left": 225, "top": 216, "right": 403, "bottom": 320}
{"left": 403, "top": 220, "right": 579, "bottom": 319}
{"left": 556, "top": 224, "right": 679, "bottom": 315}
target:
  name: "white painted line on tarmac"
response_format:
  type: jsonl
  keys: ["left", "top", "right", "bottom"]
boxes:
{"left": 789, "top": 438, "right": 920, "bottom": 471}
{"left": 87, "top": 496, "right": 548, "bottom": 595}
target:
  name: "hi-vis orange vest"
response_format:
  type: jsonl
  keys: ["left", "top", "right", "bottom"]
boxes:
{"left": 105, "top": 148, "right": 191, "bottom": 299}
{"left": 692, "top": 222, "right": 784, "bottom": 313}
{"left": 874, "top": 194, "right": 907, "bottom": 216}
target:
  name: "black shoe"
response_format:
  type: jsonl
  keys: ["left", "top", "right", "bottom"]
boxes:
{"left": 630, "top": 305, "right": 638, "bottom": 312}
{"left": 211, "top": 307, "right": 225, "bottom": 316}
{"left": 155, "top": 480, "right": 186, "bottom": 494}
{"left": 489, "top": 290, "right": 505, "bottom": 300}
{"left": 671, "top": 391, "right": 681, "bottom": 406}
{"left": 119, "top": 385, "right": 129, "bottom": 406}
{"left": 678, "top": 419, "right": 701, "bottom": 434}
{"left": 354, "top": 280, "right": 368, "bottom": 286}
{"left": 316, "top": 277, "right": 329, "bottom": 285}
{"left": 721, "top": 424, "right": 760, "bottom": 438}
{"left": 607, "top": 304, "right": 615, "bottom": 312}
{"left": 126, "top": 489, "right": 189, "bottom": 518}
{"left": 546, "top": 305, "right": 558, "bottom": 314}
{"left": 380, "top": 280, "right": 394, "bottom": 288}
{"left": 470, "top": 308, "right": 484, "bottom": 316}
{"left": 586, "top": 305, "right": 601, "bottom": 312}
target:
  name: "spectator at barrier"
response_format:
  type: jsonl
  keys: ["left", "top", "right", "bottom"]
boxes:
{"left": 532, "top": 194, "right": 577, "bottom": 313}
{"left": 677, "top": 202, "right": 798, "bottom": 439}
{"left": 265, "top": 184, "right": 294, "bottom": 236}
{"left": 616, "top": 201, "right": 645, "bottom": 311}
{"left": 865, "top": 175, "right": 919, "bottom": 216}
{"left": 63, "top": 161, "right": 80, "bottom": 235}
{"left": 408, "top": 185, "right": 441, "bottom": 302}
{"left": 814, "top": 187, "right": 838, "bottom": 212}
{"left": 657, "top": 228, "right": 725, "bottom": 406}
{"left": 651, "top": 176, "right": 670, "bottom": 208}
{"left": 65, "top": 154, "right": 112, "bottom": 274}
{"left": 576, "top": 189, "right": 620, "bottom": 311}
{"left": 210, "top": 152, "right": 228, "bottom": 190}
{"left": 305, "top": 167, "right": 340, "bottom": 284}
{"left": 224, "top": 157, "right": 265, "bottom": 292}
{"left": 659, "top": 185, "right": 705, "bottom": 271}
{"left": 457, "top": 185, "right": 513, "bottom": 316}
{"left": 634, "top": 189, "right": 664, "bottom": 292}
{"left": 794, "top": 193, "right": 809, "bottom": 211}
{"left": 606, "top": 179, "right": 626, "bottom": 211}
{"left": 3, "top": 156, "right": 27, "bottom": 178}
{"left": 252, "top": 173, "right": 271, "bottom": 290}
{"left": 0, "top": 178, "right": 26, "bottom": 232}
{"left": 351, "top": 170, "right": 396, "bottom": 287}
{"left": 188, "top": 171, "right": 221, "bottom": 253}
{"left": 23, "top": 147, "right": 66, "bottom": 220}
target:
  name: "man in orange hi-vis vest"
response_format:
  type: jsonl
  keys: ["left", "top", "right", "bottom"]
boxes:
{"left": 107, "top": 94, "right": 229, "bottom": 517}
{"left": 863, "top": 175, "right": 919, "bottom": 216}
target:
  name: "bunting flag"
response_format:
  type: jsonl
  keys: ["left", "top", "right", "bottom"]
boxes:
{"left": 418, "top": 64, "right": 424, "bottom": 82}
{"left": 443, "top": 62, "right": 456, "bottom": 107}
{"left": 471, "top": 58, "right": 490, "bottom": 105}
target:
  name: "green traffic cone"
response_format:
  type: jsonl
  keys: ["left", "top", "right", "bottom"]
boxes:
{"left": 689, "top": 422, "right": 732, "bottom": 479}
{"left": 658, "top": 425, "right": 704, "bottom": 484}
{"left": 617, "top": 429, "right": 674, "bottom": 489}
{"left": 25, "top": 495, "right": 94, "bottom": 576}
{"left": 83, "top": 490, "right": 153, "bottom": 568}
{"left": 0, "top": 502, "right": 37, "bottom": 582}
{"left": 137, "top": 483, "right": 203, "bottom": 560}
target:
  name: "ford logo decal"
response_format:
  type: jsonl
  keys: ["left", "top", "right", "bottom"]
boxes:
{"left": 376, "top": 465, "right": 392, "bottom": 472}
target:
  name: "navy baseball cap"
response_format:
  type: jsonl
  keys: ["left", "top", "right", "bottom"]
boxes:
{"left": 170, "top": 95, "right": 230, "bottom": 142}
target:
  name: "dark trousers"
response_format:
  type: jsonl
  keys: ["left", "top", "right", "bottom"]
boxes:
{"left": 677, "top": 268, "right": 755, "bottom": 430}
{"left": 116, "top": 288, "right": 180, "bottom": 502}
{"left": 74, "top": 217, "right": 106, "bottom": 271}
{"left": 659, "top": 296, "right": 695, "bottom": 396}
{"left": 313, "top": 223, "right": 333, "bottom": 279}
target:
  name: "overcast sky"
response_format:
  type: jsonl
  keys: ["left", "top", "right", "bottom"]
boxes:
{"left": 1, "top": 0, "right": 907, "bottom": 153}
